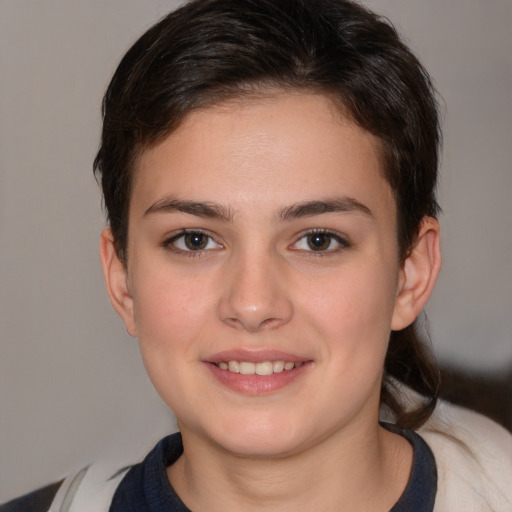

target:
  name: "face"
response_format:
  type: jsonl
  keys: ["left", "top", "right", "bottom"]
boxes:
{"left": 110, "top": 92, "right": 410, "bottom": 457}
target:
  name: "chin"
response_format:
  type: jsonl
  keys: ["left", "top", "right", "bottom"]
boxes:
{"left": 203, "top": 415, "right": 311, "bottom": 459}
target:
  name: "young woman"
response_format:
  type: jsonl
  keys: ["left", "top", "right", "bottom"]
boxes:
{"left": 3, "top": 1, "right": 511, "bottom": 511}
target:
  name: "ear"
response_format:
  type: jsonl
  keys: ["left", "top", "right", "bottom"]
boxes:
{"left": 100, "top": 227, "right": 137, "bottom": 337}
{"left": 391, "top": 217, "right": 441, "bottom": 331}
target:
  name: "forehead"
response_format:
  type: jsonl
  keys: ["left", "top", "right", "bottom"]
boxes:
{"left": 131, "top": 91, "right": 394, "bottom": 221}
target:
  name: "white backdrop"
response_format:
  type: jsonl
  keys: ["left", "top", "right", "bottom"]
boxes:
{"left": 1, "top": 0, "right": 511, "bottom": 501}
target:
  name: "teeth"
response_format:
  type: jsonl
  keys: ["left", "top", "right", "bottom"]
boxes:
{"left": 239, "top": 362, "right": 255, "bottom": 375}
{"left": 217, "top": 360, "right": 304, "bottom": 375}
{"left": 256, "top": 361, "right": 273, "bottom": 375}
{"left": 273, "top": 361, "right": 284, "bottom": 373}
{"left": 228, "top": 361, "right": 240, "bottom": 373}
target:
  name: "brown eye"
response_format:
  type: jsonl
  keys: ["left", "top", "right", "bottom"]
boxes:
{"left": 166, "top": 230, "right": 222, "bottom": 253}
{"left": 184, "top": 232, "right": 209, "bottom": 250}
{"left": 306, "top": 233, "right": 332, "bottom": 251}
{"left": 291, "top": 230, "right": 349, "bottom": 253}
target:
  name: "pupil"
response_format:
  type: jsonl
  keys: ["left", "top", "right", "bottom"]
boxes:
{"left": 307, "top": 233, "right": 330, "bottom": 251}
{"left": 185, "top": 233, "right": 207, "bottom": 250}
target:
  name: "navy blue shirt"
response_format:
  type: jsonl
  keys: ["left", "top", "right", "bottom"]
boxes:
{"left": 110, "top": 425, "right": 437, "bottom": 511}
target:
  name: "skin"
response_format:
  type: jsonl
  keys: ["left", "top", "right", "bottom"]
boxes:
{"left": 101, "top": 91, "right": 441, "bottom": 511}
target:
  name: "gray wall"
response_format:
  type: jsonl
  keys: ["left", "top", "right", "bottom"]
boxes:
{"left": 1, "top": 0, "right": 511, "bottom": 501}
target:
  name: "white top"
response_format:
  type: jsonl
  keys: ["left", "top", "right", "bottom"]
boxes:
{"left": 419, "top": 401, "right": 512, "bottom": 511}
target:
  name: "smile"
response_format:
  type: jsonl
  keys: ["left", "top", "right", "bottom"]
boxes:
{"left": 215, "top": 360, "right": 304, "bottom": 375}
{"left": 206, "top": 355, "right": 311, "bottom": 394}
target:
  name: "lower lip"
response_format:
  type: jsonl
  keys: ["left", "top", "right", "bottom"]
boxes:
{"left": 205, "top": 362, "right": 311, "bottom": 395}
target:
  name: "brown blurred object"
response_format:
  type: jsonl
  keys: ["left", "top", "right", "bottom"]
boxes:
{"left": 439, "top": 364, "right": 512, "bottom": 432}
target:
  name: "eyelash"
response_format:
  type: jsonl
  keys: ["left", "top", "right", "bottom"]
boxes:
{"left": 163, "top": 228, "right": 350, "bottom": 258}
{"left": 163, "top": 229, "right": 222, "bottom": 257}
{"left": 290, "top": 229, "right": 350, "bottom": 255}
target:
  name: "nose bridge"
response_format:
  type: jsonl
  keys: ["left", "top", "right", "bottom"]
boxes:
{"left": 218, "top": 242, "right": 293, "bottom": 331}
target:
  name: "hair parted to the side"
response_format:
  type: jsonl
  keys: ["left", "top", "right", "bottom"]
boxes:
{"left": 94, "top": 0, "right": 442, "bottom": 429}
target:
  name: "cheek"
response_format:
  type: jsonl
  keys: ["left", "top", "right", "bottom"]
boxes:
{"left": 301, "top": 261, "right": 398, "bottom": 361}
{"left": 132, "top": 268, "right": 216, "bottom": 358}
{"left": 132, "top": 270, "right": 216, "bottom": 413}
{"left": 312, "top": 267, "right": 396, "bottom": 324}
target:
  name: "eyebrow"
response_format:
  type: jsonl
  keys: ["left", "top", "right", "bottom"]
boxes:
{"left": 143, "top": 196, "right": 373, "bottom": 222}
{"left": 144, "top": 198, "right": 234, "bottom": 222}
{"left": 277, "top": 197, "right": 374, "bottom": 222}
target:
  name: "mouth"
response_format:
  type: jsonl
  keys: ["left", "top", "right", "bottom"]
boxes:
{"left": 214, "top": 360, "right": 304, "bottom": 375}
{"left": 205, "top": 352, "right": 311, "bottom": 395}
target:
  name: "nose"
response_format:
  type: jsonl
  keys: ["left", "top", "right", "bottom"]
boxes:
{"left": 217, "top": 249, "right": 294, "bottom": 332}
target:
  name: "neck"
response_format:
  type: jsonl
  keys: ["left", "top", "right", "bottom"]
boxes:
{"left": 167, "top": 421, "right": 413, "bottom": 512}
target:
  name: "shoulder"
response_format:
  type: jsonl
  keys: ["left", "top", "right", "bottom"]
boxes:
{"left": 418, "top": 400, "right": 512, "bottom": 512}
{"left": 1, "top": 433, "right": 180, "bottom": 512}
{"left": 1, "top": 463, "right": 130, "bottom": 512}
{"left": 0, "top": 481, "right": 63, "bottom": 512}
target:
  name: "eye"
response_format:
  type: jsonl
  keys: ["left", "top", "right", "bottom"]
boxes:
{"left": 292, "top": 230, "right": 349, "bottom": 253}
{"left": 165, "top": 230, "right": 222, "bottom": 253}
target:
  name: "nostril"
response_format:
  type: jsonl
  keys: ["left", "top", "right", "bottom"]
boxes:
{"left": 222, "top": 315, "right": 286, "bottom": 332}
{"left": 259, "top": 317, "right": 283, "bottom": 329}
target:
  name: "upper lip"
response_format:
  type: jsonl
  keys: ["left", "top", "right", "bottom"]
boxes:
{"left": 205, "top": 349, "right": 310, "bottom": 364}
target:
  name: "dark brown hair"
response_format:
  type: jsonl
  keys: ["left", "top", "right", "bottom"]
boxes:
{"left": 94, "top": 0, "right": 441, "bottom": 429}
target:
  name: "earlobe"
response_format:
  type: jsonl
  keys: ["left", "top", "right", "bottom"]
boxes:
{"left": 99, "top": 228, "right": 137, "bottom": 337}
{"left": 391, "top": 217, "right": 441, "bottom": 331}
